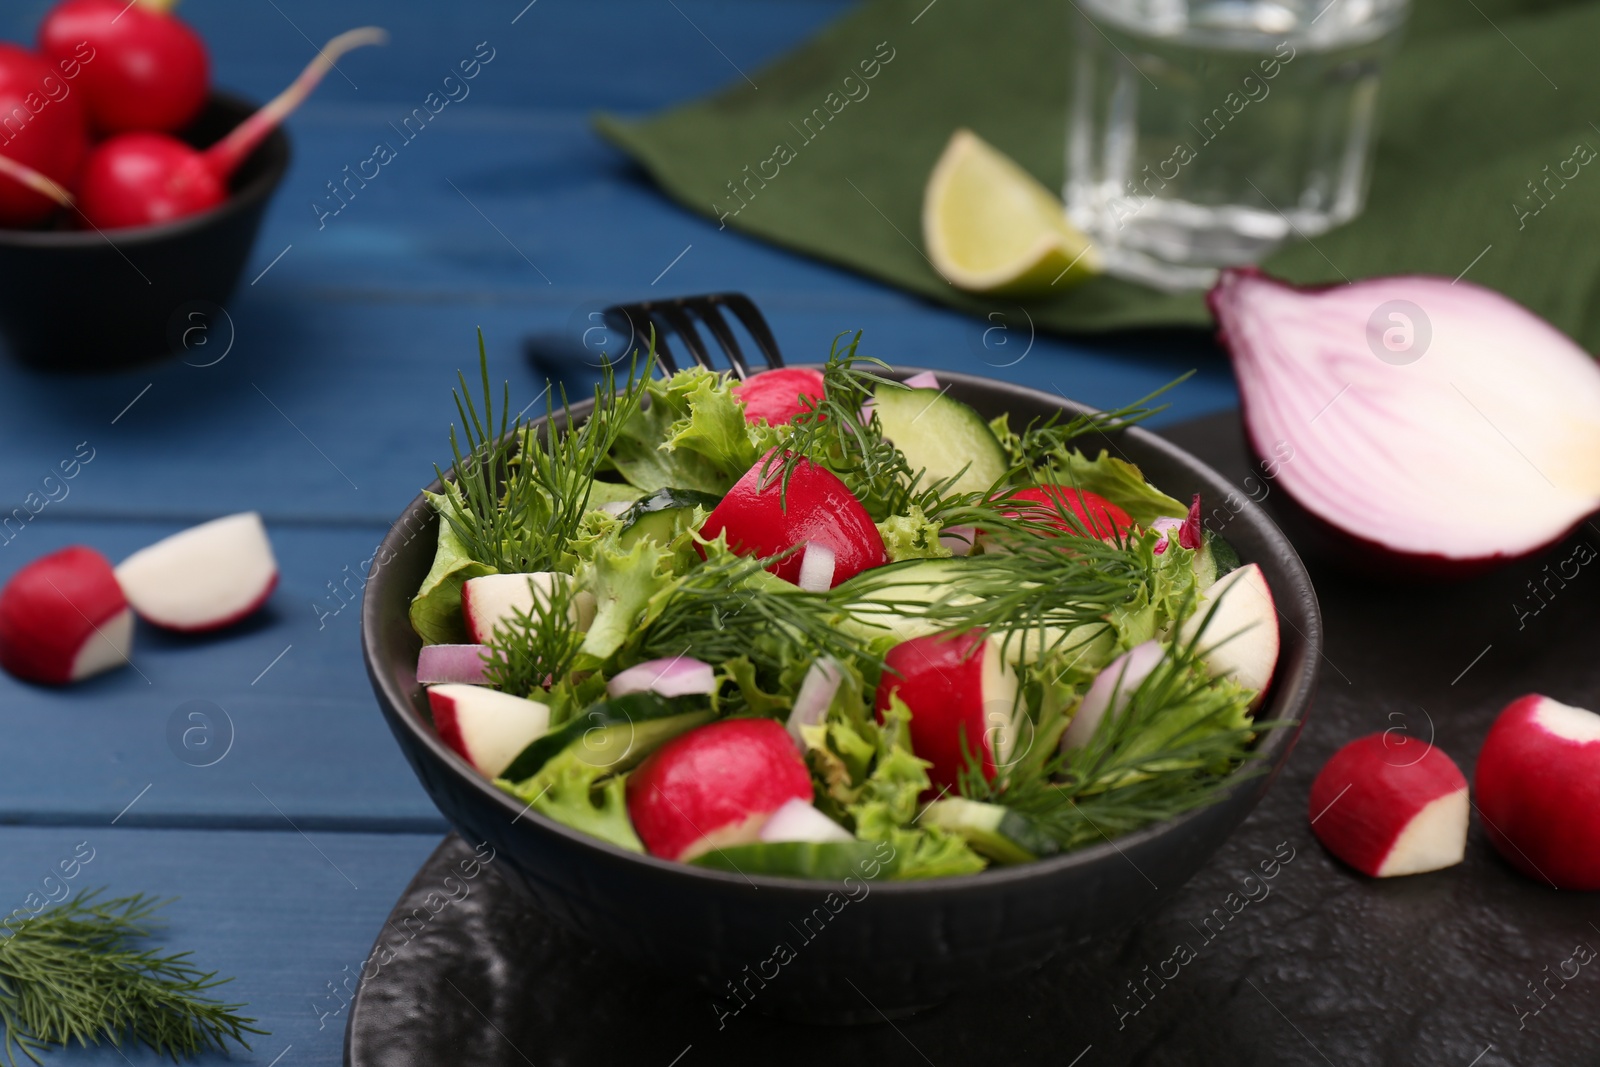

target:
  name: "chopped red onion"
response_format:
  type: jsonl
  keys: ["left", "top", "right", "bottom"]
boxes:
{"left": 902, "top": 371, "right": 940, "bottom": 389}
{"left": 417, "top": 644, "right": 491, "bottom": 685}
{"left": 786, "top": 658, "right": 842, "bottom": 745}
{"left": 797, "top": 541, "right": 836, "bottom": 591}
{"left": 606, "top": 655, "right": 716, "bottom": 699}
{"left": 939, "top": 524, "right": 977, "bottom": 556}
{"left": 1210, "top": 268, "right": 1600, "bottom": 571}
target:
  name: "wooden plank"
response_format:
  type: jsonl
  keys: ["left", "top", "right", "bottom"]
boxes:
{"left": 0, "top": 824, "right": 445, "bottom": 1066}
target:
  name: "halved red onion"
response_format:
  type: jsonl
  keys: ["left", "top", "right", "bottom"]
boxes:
{"left": 902, "top": 371, "right": 940, "bottom": 389}
{"left": 1061, "top": 640, "right": 1164, "bottom": 750}
{"left": 417, "top": 644, "right": 491, "bottom": 685}
{"left": 797, "top": 541, "right": 836, "bottom": 591}
{"left": 786, "top": 657, "right": 842, "bottom": 744}
{"left": 939, "top": 524, "right": 977, "bottom": 556}
{"left": 1210, "top": 269, "right": 1600, "bottom": 572}
{"left": 607, "top": 655, "right": 716, "bottom": 698}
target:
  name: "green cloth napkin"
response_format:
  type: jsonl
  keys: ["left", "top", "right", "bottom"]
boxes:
{"left": 597, "top": 0, "right": 1600, "bottom": 349}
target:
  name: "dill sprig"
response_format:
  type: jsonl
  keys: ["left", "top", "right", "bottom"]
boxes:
{"left": 436, "top": 331, "right": 650, "bottom": 573}
{"left": 962, "top": 617, "right": 1281, "bottom": 851}
{"left": 1006, "top": 372, "right": 1193, "bottom": 469}
{"left": 632, "top": 549, "right": 872, "bottom": 678}
{"left": 0, "top": 891, "right": 262, "bottom": 1066}
{"left": 482, "top": 576, "right": 582, "bottom": 699}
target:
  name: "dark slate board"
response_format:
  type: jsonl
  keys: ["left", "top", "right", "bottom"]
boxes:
{"left": 346, "top": 412, "right": 1600, "bottom": 1067}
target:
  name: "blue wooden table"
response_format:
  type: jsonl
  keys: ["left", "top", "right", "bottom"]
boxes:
{"left": 0, "top": 1, "right": 1238, "bottom": 1063}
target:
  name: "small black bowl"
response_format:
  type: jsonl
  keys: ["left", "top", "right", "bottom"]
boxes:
{"left": 0, "top": 92, "right": 289, "bottom": 372}
{"left": 361, "top": 370, "right": 1322, "bottom": 1022}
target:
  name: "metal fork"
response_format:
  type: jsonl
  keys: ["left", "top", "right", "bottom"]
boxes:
{"left": 603, "top": 293, "right": 785, "bottom": 379}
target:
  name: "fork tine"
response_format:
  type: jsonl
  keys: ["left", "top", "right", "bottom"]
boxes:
{"left": 604, "top": 305, "right": 677, "bottom": 374}
{"left": 688, "top": 299, "right": 752, "bottom": 379}
{"left": 717, "top": 293, "right": 785, "bottom": 368}
{"left": 658, "top": 305, "right": 716, "bottom": 371}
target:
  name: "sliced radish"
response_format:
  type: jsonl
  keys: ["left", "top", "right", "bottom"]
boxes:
{"left": 606, "top": 655, "right": 716, "bottom": 699}
{"left": 1209, "top": 268, "right": 1600, "bottom": 573}
{"left": 759, "top": 798, "right": 855, "bottom": 844}
{"left": 428, "top": 683, "right": 551, "bottom": 779}
{"left": 416, "top": 644, "right": 490, "bottom": 685}
{"left": 626, "top": 719, "right": 813, "bottom": 861}
{"left": 1177, "top": 562, "right": 1279, "bottom": 702}
{"left": 874, "top": 629, "right": 1020, "bottom": 791}
{"left": 796, "top": 542, "right": 836, "bottom": 592}
{"left": 1475, "top": 694, "right": 1600, "bottom": 890}
{"left": 460, "top": 572, "right": 596, "bottom": 645}
{"left": 1000, "top": 485, "right": 1134, "bottom": 541}
{"left": 0, "top": 546, "right": 133, "bottom": 684}
{"left": 114, "top": 512, "right": 277, "bottom": 632}
{"left": 1061, "top": 640, "right": 1164, "bottom": 750}
{"left": 1309, "top": 733, "right": 1468, "bottom": 878}
{"left": 786, "top": 657, "right": 843, "bottom": 745}
{"left": 699, "top": 451, "right": 887, "bottom": 589}
{"left": 731, "top": 367, "right": 826, "bottom": 426}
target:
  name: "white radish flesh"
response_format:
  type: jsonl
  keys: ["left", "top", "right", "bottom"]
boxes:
{"left": 797, "top": 542, "right": 836, "bottom": 592}
{"left": 114, "top": 512, "right": 277, "bottom": 631}
{"left": 759, "top": 798, "right": 855, "bottom": 844}
{"left": 428, "top": 683, "right": 551, "bottom": 779}
{"left": 460, "top": 572, "right": 596, "bottom": 644}
{"left": 606, "top": 655, "right": 717, "bottom": 699}
{"left": 1061, "top": 640, "right": 1164, "bottom": 750}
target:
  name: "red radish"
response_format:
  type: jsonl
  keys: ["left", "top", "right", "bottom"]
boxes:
{"left": 699, "top": 451, "right": 887, "bottom": 588}
{"left": 626, "top": 718, "right": 812, "bottom": 861}
{"left": 0, "top": 45, "right": 89, "bottom": 227}
{"left": 0, "top": 545, "right": 132, "bottom": 684}
{"left": 1309, "top": 733, "right": 1468, "bottom": 877}
{"left": 39, "top": 0, "right": 209, "bottom": 135}
{"left": 874, "top": 628, "right": 1020, "bottom": 791}
{"left": 1060, "top": 640, "right": 1164, "bottom": 750}
{"left": 1475, "top": 694, "right": 1600, "bottom": 890}
{"left": 1002, "top": 485, "right": 1134, "bottom": 540}
{"left": 460, "top": 572, "right": 595, "bottom": 645}
{"left": 606, "top": 655, "right": 716, "bottom": 699}
{"left": 1177, "top": 562, "right": 1279, "bottom": 702}
{"left": 428, "top": 683, "right": 551, "bottom": 779}
{"left": 1210, "top": 268, "right": 1600, "bottom": 575}
{"left": 759, "top": 798, "right": 854, "bottom": 844}
{"left": 732, "top": 367, "right": 825, "bottom": 426}
{"left": 77, "top": 26, "right": 386, "bottom": 229}
{"left": 114, "top": 512, "right": 276, "bottom": 631}
{"left": 416, "top": 644, "right": 490, "bottom": 685}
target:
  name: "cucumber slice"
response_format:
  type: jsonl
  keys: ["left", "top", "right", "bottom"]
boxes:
{"left": 585, "top": 480, "right": 645, "bottom": 511}
{"left": 619, "top": 487, "right": 722, "bottom": 547}
{"left": 500, "top": 692, "right": 712, "bottom": 783}
{"left": 920, "top": 797, "right": 1059, "bottom": 865}
{"left": 690, "top": 840, "right": 885, "bottom": 880}
{"left": 1194, "top": 529, "right": 1241, "bottom": 590}
{"left": 873, "top": 385, "right": 1009, "bottom": 495}
{"left": 834, "top": 558, "right": 979, "bottom": 643}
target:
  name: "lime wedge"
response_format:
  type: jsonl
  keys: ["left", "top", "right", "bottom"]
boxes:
{"left": 922, "top": 129, "right": 1102, "bottom": 296}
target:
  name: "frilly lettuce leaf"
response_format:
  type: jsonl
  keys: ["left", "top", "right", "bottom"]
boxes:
{"left": 610, "top": 368, "right": 783, "bottom": 494}
{"left": 500, "top": 747, "right": 643, "bottom": 852}
{"left": 410, "top": 490, "right": 495, "bottom": 644}
{"left": 876, "top": 504, "right": 953, "bottom": 563}
{"left": 1048, "top": 449, "right": 1187, "bottom": 526}
{"left": 574, "top": 530, "right": 675, "bottom": 666}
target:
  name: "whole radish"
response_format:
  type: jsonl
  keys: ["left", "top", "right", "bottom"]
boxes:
{"left": 0, "top": 45, "right": 89, "bottom": 227}
{"left": 77, "top": 26, "right": 385, "bottom": 230}
{"left": 39, "top": 0, "right": 210, "bottom": 135}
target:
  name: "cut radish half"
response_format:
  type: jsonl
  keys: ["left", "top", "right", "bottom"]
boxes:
{"left": 460, "top": 572, "right": 596, "bottom": 645}
{"left": 606, "top": 655, "right": 717, "bottom": 699}
{"left": 1061, "top": 640, "right": 1164, "bottom": 750}
{"left": 114, "top": 512, "right": 277, "bottom": 631}
{"left": 1309, "top": 733, "right": 1468, "bottom": 877}
{"left": 1178, "top": 562, "right": 1279, "bottom": 702}
{"left": 1475, "top": 694, "right": 1600, "bottom": 889}
{"left": 428, "top": 683, "right": 551, "bottom": 779}
{"left": 797, "top": 542, "right": 836, "bottom": 592}
{"left": 759, "top": 798, "right": 855, "bottom": 844}
{"left": 1210, "top": 269, "right": 1600, "bottom": 573}
{"left": 0, "top": 546, "right": 133, "bottom": 684}
{"left": 626, "top": 719, "right": 813, "bottom": 861}
{"left": 416, "top": 644, "right": 490, "bottom": 685}
{"left": 786, "top": 657, "right": 843, "bottom": 744}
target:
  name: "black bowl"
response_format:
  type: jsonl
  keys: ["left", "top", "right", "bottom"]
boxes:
{"left": 361, "top": 370, "right": 1322, "bottom": 1022}
{"left": 0, "top": 92, "right": 290, "bottom": 372}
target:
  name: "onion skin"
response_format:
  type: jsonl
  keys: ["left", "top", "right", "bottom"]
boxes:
{"left": 1208, "top": 267, "right": 1600, "bottom": 579}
